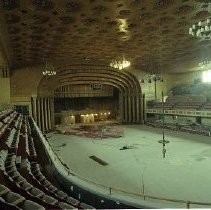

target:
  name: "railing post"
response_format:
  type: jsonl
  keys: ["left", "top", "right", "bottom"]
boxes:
{"left": 187, "top": 201, "right": 190, "bottom": 209}
{"left": 109, "top": 187, "right": 112, "bottom": 195}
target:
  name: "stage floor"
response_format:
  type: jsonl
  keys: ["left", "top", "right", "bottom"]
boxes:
{"left": 47, "top": 125, "right": 211, "bottom": 208}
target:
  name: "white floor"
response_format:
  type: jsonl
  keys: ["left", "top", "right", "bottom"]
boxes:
{"left": 48, "top": 125, "right": 211, "bottom": 208}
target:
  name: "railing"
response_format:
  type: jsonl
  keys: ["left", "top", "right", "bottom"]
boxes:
{"left": 31, "top": 118, "right": 211, "bottom": 208}
{"left": 146, "top": 108, "right": 211, "bottom": 118}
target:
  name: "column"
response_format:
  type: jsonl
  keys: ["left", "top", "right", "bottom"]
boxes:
{"left": 133, "top": 95, "right": 136, "bottom": 123}
{"left": 120, "top": 93, "right": 125, "bottom": 123}
{"left": 44, "top": 97, "right": 49, "bottom": 131}
{"left": 47, "top": 98, "right": 51, "bottom": 130}
{"left": 142, "top": 93, "right": 145, "bottom": 123}
{"left": 136, "top": 94, "right": 140, "bottom": 123}
{"left": 139, "top": 94, "right": 144, "bottom": 123}
{"left": 128, "top": 95, "right": 132, "bottom": 123}
{"left": 37, "top": 98, "right": 41, "bottom": 129}
{"left": 32, "top": 97, "right": 38, "bottom": 123}
{"left": 119, "top": 93, "right": 123, "bottom": 124}
{"left": 41, "top": 98, "right": 44, "bottom": 131}
{"left": 50, "top": 97, "right": 55, "bottom": 128}
{"left": 41, "top": 98, "right": 45, "bottom": 132}
{"left": 124, "top": 94, "right": 128, "bottom": 123}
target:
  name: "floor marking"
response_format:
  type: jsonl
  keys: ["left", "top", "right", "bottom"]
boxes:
{"left": 89, "top": 155, "right": 108, "bottom": 166}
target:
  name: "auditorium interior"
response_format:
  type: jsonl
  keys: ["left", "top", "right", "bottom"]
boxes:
{"left": 1, "top": 0, "right": 211, "bottom": 209}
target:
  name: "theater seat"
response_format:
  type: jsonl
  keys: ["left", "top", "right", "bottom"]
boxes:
{"left": 22, "top": 200, "right": 45, "bottom": 210}
{"left": 4, "top": 191, "right": 25, "bottom": 206}
{"left": 0, "top": 197, "right": 5, "bottom": 202}
{"left": 29, "top": 188, "right": 44, "bottom": 197}
{"left": 19, "top": 181, "right": 33, "bottom": 191}
{"left": 58, "top": 201, "right": 75, "bottom": 209}
{"left": 46, "top": 184, "right": 57, "bottom": 192}
{"left": 66, "top": 196, "right": 80, "bottom": 206}
{"left": 0, "top": 184, "right": 10, "bottom": 196}
{"left": 0, "top": 197, "right": 21, "bottom": 210}
{"left": 56, "top": 190, "right": 68, "bottom": 199}
{"left": 42, "top": 194, "right": 58, "bottom": 205}
{"left": 79, "top": 202, "right": 95, "bottom": 209}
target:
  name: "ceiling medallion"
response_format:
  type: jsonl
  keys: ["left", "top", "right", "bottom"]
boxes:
{"left": 109, "top": 58, "right": 130, "bottom": 70}
{"left": 42, "top": 60, "right": 56, "bottom": 76}
{"left": 2, "top": 0, "right": 19, "bottom": 10}
{"left": 189, "top": 18, "right": 211, "bottom": 38}
{"left": 32, "top": 0, "right": 54, "bottom": 10}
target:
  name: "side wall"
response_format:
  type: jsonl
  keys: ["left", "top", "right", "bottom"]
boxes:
{"left": 0, "top": 77, "right": 10, "bottom": 110}
{"left": 10, "top": 66, "right": 43, "bottom": 115}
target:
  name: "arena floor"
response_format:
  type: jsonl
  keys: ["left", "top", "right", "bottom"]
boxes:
{"left": 47, "top": 125, "right": 211, "bottom": 208}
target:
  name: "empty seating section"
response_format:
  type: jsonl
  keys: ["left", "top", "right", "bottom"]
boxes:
{"left": 0, "top": 109, "right": 13, "bottom": 121}
{"left": 203, "top": 102, "right": 211, "bottom": 110}
{"left": 149, "top": 95, "right": 211, "bottom": 110}
{"left": 0, "top": 109, "right": 94, "bottom": 209}
{"left": 153, "top": 102, "right": 174, "bottom": 109}
{"left": 0, "top": 111, "right": 18, "bottom": 142}
{"left": 6, "top": 128, "right": 17, "bottom": 148}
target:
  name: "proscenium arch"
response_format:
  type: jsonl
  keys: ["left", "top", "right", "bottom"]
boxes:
{"left": 54, "top": 66, "right": 143, "bottom": 124}
{"left": 59, "top": 72, "right": 136, "bottom": 115}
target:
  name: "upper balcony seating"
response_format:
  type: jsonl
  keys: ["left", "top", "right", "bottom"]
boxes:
{"left": 14, "top": 115, "right": 23, "bottom": 130}
{"left": 3, "top": 112, "right": 17, "bottom": 125}
{"left": 0, "top": 150, "right": 8, "bottom": 171}
{"left": 166, "top": 95, "right": 207, "bottom": 103}
{"left": 7, "top": 116, "right": 91, "bottom": 209}
{"left": 6, "top": 128, "right": 17, "bottom": 148}
{"left": 0, "top": 109, "right": 13, "bottom": 121}
{"left": 4, "top": 153, "right": 67, "bottom": 209}
{"left": 174, "top": 102, "right": 202, "bottom": 110}
{"left": 0, "top": 122, "right": 3, "bottom": 129}
{"left": 0, "top": 110, "right": 95, "bottom": 209}
{"left": 202, "top": 102, "right": 211, "bottom": 110}
{"left": 153, "top": 102, "right": 174, "bottom": 109}
{"left": 149, "top": 95, "right": 209, "bottom": 110}
{"left": 0, "top": 112, "right": 19, "bottom": 141}
{"left": 0, "top": 184, "right": 45, "bottom": 210}
{"left": 30, "top": 161, "right": 79, "bottom": 207}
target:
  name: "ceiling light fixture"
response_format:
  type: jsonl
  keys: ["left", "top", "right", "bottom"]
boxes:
{"left": 110, "top": 58, "right": 130, "bottom": 70}
{"left": 42, "top": 60, "right": 56, "bottom": 76}
{"left": 189, "top": 18, "right": 211, "bottom": 38}
{"left": 198, "top": 60, "right": 211, "bottom": 69}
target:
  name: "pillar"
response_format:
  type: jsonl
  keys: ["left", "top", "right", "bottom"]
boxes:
{"left": 37, "top": 98, "right": 41, "bottom": 129}
{"left": 50, "top": 97, "right": 55, "bottom": 128}
{"left": 119, "top": 93, "right": 123, "bottom": 123}
{"left": 136, "top": 94, "right": 140, "bottom": 123}
{"left": 47, "top": 98, "right": 51, "bottom": 130}
{"left": 132, "top": 95, "right": 136, "bottom": 123}
{"left": 41, "top": 98, "right": 45, "bottom": 132}
{"left": 31, "top": 97, "right": 38, "bottom": 123}
{"left": 124, "top": 94, "right": 128, "bottom": 123}
{"left": 44, "top": 97, "right": 49, "bottom": 131}
{"left": 127, "top": 93, "right": 132, "bottom": 123}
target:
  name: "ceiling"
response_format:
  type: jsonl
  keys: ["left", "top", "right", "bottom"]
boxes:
{"left": 0, "top": 0, "right": 211, "bottom": 73}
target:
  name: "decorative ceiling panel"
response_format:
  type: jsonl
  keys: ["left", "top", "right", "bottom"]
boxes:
{"left": 0, "top": 0, "right": 210, "bottom": 72}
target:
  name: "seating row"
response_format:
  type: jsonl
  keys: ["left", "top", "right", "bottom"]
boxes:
{"left": 0, "top": 110, "right": 95, "bottom": 209}
{"left": 25, "top": 117, "right": 93, "bottom": 209}
{"left": 0, "top": 109, "right": 13, "bottom": 121}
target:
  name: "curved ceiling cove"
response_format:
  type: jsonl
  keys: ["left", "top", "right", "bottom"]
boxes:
{"left": 56, "top": 66, "right": 141, "bottom": 95}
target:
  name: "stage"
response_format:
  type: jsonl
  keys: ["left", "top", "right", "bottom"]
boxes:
{"left": 55, "top": 121, "right": 123, "bottom": 139}
{"left": 47, "top": 125, "right": 211, "bottom": 208}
